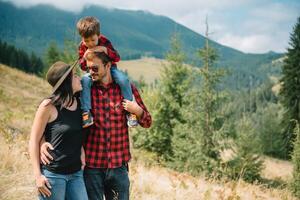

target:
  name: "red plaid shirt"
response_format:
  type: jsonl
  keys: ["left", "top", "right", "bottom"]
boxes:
{"left": 84, "top": 83, "right": 152, "bottom": 168}
{"left": 78, "top": 34, "right": 120, "bottom": 71}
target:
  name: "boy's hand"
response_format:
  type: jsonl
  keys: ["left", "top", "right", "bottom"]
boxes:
{"left": 90, "top": 46, "right": 108, "bottom": 54}
{"left": 83, "top": 46, "right": 108, "bottom": 61}
{"left": 83, "top": 49, "right": 94, "bottom": 61}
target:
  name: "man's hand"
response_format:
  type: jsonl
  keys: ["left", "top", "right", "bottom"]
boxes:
{"left": 36, "top": 174, "right": 52, "bottom": 198}
{"left": 40, "top": 142, "right": 54, "bottom": 165}
{"left": 122, "top": 100, "right": 143, "bottom": 118}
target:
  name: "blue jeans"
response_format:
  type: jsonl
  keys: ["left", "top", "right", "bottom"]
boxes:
{"left": 80, "top": 65, "right": 133, "bottom": 112}
{"left": 39, "top": 168, "right": 88, "bottom": 200}
{"left": 84, "top": 165, "right": 130, "bottom": 200}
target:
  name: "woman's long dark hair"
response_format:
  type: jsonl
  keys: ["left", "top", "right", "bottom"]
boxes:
{"left": 48, "top": 71, "right": 75, "bottom": 109}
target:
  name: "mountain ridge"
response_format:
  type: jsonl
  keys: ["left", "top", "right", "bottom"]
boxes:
{"left": 0, "top": 1, "right": 284, "bottom": 89}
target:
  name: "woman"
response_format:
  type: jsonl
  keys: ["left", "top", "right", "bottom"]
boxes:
{"left": 29, "top": 61, "right": 88, "bottom": 200}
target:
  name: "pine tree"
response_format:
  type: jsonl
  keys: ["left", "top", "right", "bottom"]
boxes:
{"left": 223, "top": 115, "right": 263, "bottom": 182}
{"left": 196, "top": 19, "right": 225, "bottom": 161}
{"left": 197, "top": 29, "right": 222, "bottom": 160}
{"left": 133, "top": 34, "right": 191, "bottom": 159}
{"left": 279, "top": 17, "right": 300, "bottom": 158}
{"left": 170, "top": 20, "right": 226, "bottom": 175}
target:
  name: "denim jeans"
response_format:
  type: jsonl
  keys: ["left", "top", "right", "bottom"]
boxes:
{"left": 38, "top": 168, "right": 88, "bottom": 200}
{"left": 80, "top": 65, "right": 133, "bottom": 112}
{"left": 110, "top": 65, "right": 133, "bottom": 101}
{"left": 84, "top": 165, "right": 130, "bottom": 200}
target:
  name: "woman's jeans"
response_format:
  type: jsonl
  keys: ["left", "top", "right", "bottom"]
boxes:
{"left": 84, "top": 165, "right": 130, "bottom": 200}
{"left": 38, "top": 168, "right": 88, "bottom": 200}
{"left": 80, "top": 65, "right": 133, "bottom": 112}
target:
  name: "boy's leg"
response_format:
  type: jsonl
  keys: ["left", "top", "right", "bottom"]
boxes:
{"left": 110, "top": 65, "right": 138, "bottom": 127}
{"left": 110, "top": 65, "right": 133, "bottom": 101}
{"left": 80, "top": 73, "right": 92, "bottom": 111}
{"left": 80, "top": 73, "right": 93, "bottom": 128}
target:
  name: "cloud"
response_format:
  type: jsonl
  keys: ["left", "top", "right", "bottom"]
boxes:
{"left": 218, "top": 33, "right": 289, "bottom": 53}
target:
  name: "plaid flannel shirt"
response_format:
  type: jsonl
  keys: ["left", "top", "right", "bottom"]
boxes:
{"left": 84, "top": 83, "right": 152, "bottom": 168}
{"left": 78, "top": 34, "right": 120, "bottom": 71}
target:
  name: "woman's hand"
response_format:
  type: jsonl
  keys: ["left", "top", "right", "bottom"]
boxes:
{"left": 40, "top": 142, "right": 54, "bottom": 165}
{"left": 36, "top": 175, "right": 52, "bottom": 198}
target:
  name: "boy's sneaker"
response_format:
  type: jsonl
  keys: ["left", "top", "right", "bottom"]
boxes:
{"left": 82, "top": 111, "right": 94, "bottom": 128}
{"left": 127, "top": 113, "right": 138, "bottom": 128}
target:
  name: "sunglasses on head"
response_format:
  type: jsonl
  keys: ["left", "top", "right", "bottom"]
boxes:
{"left": 87, "top": 65, "right": 99, "bottom": 73}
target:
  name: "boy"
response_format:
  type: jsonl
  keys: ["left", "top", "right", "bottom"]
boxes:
{"left": 77, "top": 16, "right": 138, "bottom": 128}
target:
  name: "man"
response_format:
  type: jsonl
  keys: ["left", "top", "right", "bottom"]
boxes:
{"left": 83, "top": 51, "right": 151, "bottom": 200}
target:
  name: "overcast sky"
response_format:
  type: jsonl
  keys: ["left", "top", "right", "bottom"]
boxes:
{"left": 4, "top": 0, "right": 300, "bottom": 53}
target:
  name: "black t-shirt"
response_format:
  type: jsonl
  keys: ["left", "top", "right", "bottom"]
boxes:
{"left": 43, "top": 102, "right": 83, "bottom": 174}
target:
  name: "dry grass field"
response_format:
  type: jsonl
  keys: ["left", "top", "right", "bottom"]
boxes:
{"left": 118, "top": 57, "right": 166, "bottom": 84}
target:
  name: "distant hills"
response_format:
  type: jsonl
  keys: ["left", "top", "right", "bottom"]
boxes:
{"left": 0, "top": 1, "right": 284, "bottom": 89}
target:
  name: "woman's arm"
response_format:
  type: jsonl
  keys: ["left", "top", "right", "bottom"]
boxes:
{"left": 28, "top": 100, "right": 53, "bottom": 197}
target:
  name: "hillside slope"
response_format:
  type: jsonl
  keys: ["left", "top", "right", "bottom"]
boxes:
{"left": 0, "top": 64, "right": 295, "bottom": 200}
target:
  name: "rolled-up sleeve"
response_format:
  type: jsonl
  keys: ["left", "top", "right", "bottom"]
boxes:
{"left": 131, "top": 84, "right": 152, "bottom": 128}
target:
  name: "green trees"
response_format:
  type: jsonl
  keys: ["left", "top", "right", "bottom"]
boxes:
{"left": 0, "top": 40, "right": 44, "bottom": 75}
{"left": 43, "top": 40, "right": 78, "bottom": 76}
{"left": 280, "top": 16, "right": 300, "bottom": 198}
{"left": 45, "top": 42, "right": 61, "bottom": 68}
{"left": 134, "top": 27, "right": 228, "bottom": 176}
{"left": 280, "top": 17, "right": 300, "bottom": 158}
{"left": 134, "top": 26, "right": 266, "bottom": 181}
{"left": 170, "top": 24, "right": 227, "bottom": 175}
{"left": 133, "top": 34, "right": 191, "bottom": 159}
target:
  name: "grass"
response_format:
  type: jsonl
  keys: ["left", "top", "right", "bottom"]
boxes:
{"left": 118, "top": 57, "right": 166, "bottom": 84}
{"left": 0, "top": 63, "right": 297, "bottom": 200}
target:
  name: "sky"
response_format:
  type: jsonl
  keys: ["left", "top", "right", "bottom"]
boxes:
{"left": 4, "top": 0, "right": 300, "bottom": 53}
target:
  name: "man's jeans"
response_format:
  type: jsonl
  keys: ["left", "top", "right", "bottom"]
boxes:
{"left": 38, "top": 168, "right": 88, "bottom": 200}
{"left": 84, "top": 165, "right": 130, "bottom": 200}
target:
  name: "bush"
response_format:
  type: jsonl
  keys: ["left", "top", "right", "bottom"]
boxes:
{"left": 222, "top": 116, "right": 263, "bottom": 182}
